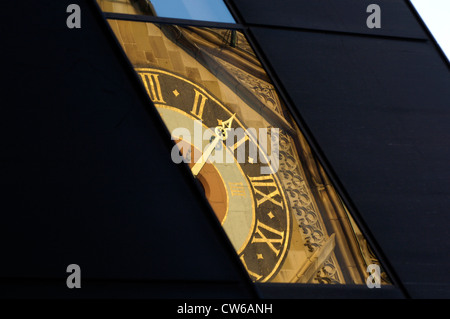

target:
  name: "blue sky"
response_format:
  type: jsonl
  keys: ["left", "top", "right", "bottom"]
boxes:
{"left": 150, "top": 0, "right": 234, "bottom": 23}
{"left": 149, "top": 0, "right": 449, "bottom": 62}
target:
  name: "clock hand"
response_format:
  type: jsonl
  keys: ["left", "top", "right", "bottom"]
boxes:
{"left": 191, "top": 133, "right": 221, "bottom": 177}
{"left": 191, "top": 114, "right": 236, "bottom": 177}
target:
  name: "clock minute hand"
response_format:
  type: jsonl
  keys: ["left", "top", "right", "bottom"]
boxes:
{"left": 191, "top": 133, "right": 221, "bottom": 177}
{"left": 191, "top": 114, "right": 236, "bottom": 177}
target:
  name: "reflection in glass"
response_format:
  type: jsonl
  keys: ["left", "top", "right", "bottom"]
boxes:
{"left": 100, "top": 13, "right": 390, "bottom": 285}
{"left": 97, "top": 0, "right": 236, "bottom": 23}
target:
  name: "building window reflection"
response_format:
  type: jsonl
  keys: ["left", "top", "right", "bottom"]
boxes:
{"left": 95, "top": 0, "right": 391, "bottom": 286}
{"left": 97, "top": 0, "right": 236, "bottom": 23}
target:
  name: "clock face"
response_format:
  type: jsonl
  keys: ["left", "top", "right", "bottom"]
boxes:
{"left": 99, "top": 14, "right": 390, "bottom": 285}
{"left": 137, "top": 68, "right": 291, "bottom": 282}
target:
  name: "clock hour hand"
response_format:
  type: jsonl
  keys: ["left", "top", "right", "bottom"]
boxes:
{"left": 191, "top": 114, "right": 236, "bottom": 177}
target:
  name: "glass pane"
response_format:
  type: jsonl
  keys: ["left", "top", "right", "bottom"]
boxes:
{"left": 104, "top": 17, "right": 390, "bottom": 285}
{"left": 97, "top": 0, "right": 236, "bottom": 23}
{"left": 97, "top": 0, "right": 143, "bottom": 15}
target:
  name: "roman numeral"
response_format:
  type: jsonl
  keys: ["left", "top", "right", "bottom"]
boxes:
{"left": 226, "top": 129, "right": 255, "bottom": 164}
{"left": 251, "top": 220, "right": 285, "bottom": 256}
{"left": 229, "top": 182, "right": 246, "bottom": 197}
{"left": 229, "top": 134, "right": 249, "bottom": 152}
{"left": 248, "top": 175, "right": 283, "bottom": 208}
{"left": 191, "top": 89, "right": 208, "bottom": 119}
{"left": 139, "top": 73, "right": 166, "bottom": 103}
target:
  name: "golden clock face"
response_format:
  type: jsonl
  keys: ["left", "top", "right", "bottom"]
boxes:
{"left": 99, "top": 12, "right": 390, "bottom": 285}
{"left": 137, "top": 68, "right": 291, "bottom": 282}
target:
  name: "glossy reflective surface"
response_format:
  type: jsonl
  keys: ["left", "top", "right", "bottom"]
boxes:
{"left": 97, "top": 0, "right": 236, "bottom": 23}
{"left": 98, "top": 7, "right": 390, "bottom": 284}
